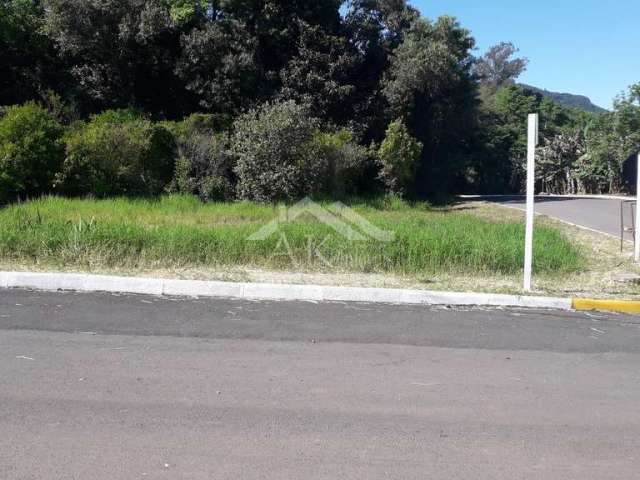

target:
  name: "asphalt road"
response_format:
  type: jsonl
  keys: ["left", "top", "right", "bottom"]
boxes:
{"left": 477, "top": 195, "right": 630, "bottom": 239}
{"left": 2, "top": 289, "right": 640, "bottom": 479}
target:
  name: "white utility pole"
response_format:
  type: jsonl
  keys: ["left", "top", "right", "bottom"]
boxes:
{"left": 524, "top": 113, "right": 539, "bottom": 292}
{"left": 635, "top": 152, "right": 640, "bottom": 263}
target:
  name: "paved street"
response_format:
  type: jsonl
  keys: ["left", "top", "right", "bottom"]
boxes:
{"left": 476, "top": 195, "right": 631, "bottom": 239}
{"left": 2, "top": 289, "right": 640, "bottom": 479}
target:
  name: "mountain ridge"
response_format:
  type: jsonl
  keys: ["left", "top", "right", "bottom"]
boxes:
{"left": 520, "top": 84, "right": 607, "bottom": 113}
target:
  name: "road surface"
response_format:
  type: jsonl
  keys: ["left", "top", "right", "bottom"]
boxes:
{"left": 475, "top": 195, "right": 631, "bottom": 240}
{"left": 2, "top": 289, "right": 640, "bottom": 479}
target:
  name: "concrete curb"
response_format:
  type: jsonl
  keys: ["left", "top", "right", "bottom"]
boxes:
{"left": 0, "top": 271, "right": 573, "bottom": 311}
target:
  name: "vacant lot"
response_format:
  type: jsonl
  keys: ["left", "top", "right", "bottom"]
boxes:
{"left": 0, "top": 195, "right": 582, "bottom": 281}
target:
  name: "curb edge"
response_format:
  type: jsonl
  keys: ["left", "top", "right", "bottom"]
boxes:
{"left": 572, "top": 298, "right": 640, "bottom": 314}
{"left": 0, "top": 271, "right": 575, "bottom": 311}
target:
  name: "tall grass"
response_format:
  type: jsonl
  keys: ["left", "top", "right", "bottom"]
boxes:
{"left": 0, "top": 195, "right": 583, "bottom": 275}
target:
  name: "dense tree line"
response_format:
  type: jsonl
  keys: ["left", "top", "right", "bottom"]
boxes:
{"left": 1, "top": 0, "right": 638, "bottom": 203}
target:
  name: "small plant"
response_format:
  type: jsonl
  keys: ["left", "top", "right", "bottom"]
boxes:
{"left": 378, "top": 119, "right": 423, "bottom": 197}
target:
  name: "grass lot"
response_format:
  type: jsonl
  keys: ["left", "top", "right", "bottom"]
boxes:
{"left": 0, "top": 195, "right": 583, "bottom": 278}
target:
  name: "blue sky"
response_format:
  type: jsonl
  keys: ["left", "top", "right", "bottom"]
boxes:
{"left": 412, "top": 0, "right": 639, "bottom": 109}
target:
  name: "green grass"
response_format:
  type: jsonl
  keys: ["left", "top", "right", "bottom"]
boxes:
{"left": 0, "top": 195, "right": 583, "bottom": 276}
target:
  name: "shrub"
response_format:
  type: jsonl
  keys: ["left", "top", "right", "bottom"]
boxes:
{"left": 378, "top": 119, "right": 423, "bottom": 196}
{"left": 169, "top": 132, "right": 235, "bottom": 202}
{"left": 161, "top": 113, "right": 231, "bottom": 140}
{"left": 0, "top": 102, "right": 64, "bottom": 203}
{"left": 310, "top": 129, "right": 373, "bottom": 197}
{"left": 56, "top": 110, "right": 175, "bottom": 197}
{"left": 165, "top": 113, "right": 235, "bottom": 202}
{"left": 232, "top": 100, "right": 323, "bottom": 202}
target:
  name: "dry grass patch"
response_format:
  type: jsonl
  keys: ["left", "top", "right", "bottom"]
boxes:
{"left": 456, "top": 201, "right": 640, "bottom": 299}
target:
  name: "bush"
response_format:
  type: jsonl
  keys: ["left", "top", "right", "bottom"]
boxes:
{"left": 161, "top": 113, "right": 231, "bottom": 140}
{"left": 0, "top": 102, "right": 64, "bottom": 203}
{"left": 310, "top": 129, "right": 373, "bottom": 197}
{"left": 378, "top": 119, "right": 423, "bottom": 196}
{"left": 232, "top": 100, "right": 323, "bottom": 202}
{"left": 56, "top": 110, "right": 175, "bottom": 197}
{"left": 169, "top": 132, "right": 235, "bottom": 202}
{"left": 164, "top": 113, "right": 235, "bottom": 202}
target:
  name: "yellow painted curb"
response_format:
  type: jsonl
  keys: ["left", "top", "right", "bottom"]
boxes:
{"left": 572, "top": 298, "right": 640, "bottom": 314}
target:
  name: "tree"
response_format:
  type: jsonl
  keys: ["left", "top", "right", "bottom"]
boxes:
{"left": 583, "top": 84, "right": 640, "bottom": 193}
{"left": 475, "top": 42, "right": 528, "bottom": 88}
{"left": 0, "top": 0, "right": 61, "bottom": 106}
{"left": 278, "top": 23, "right": 360, "bottom": 123}
{"left": 472, "top": 85, "right": 539, "bottom": 193}
{"left": 176, "top": 19, "right": 259, "bottom": 116}
{"left": 537, "top": 131, "right": 586, "bottom": 194}
{"left": 344, "top": 0, "right": 419, "bottom": 53}
{"left": 165, "top": 113, "right": 236, "bottom": 202}
{"left": 218, "top": 0, "right": 343, "bottom": 96}
{"left": 342, "top": 0, "right": 419, "bottom": 140}
{"left": 383, "top": 16, "right": 477, "bottom": 195}
{"left": 472, "top": 82, "right": 600, "bottom": 194}
{"left": 44, "top": 0, "right": 185, "bottom": 117}
{"left": 2, "top": 0, "right": 627, "bottom": 201}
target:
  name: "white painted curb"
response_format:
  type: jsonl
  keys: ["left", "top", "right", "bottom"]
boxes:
{"left": 0, "top": 271, "right": 573, "bottom": 311}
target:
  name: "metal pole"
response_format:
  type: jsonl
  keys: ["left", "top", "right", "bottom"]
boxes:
{"left": 635, "top": 153, "right": 640, "bottom": 262}
{"left": 524, "top": 113, "right": 538, "bottom": 291}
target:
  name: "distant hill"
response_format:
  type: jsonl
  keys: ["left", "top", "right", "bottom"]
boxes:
{"left": 519, "top": 84, "right": 607, "bottom": 114}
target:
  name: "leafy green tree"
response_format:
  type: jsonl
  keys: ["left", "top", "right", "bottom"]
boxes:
{"left": 278, "top": 24, "right": 360, "bottom": 124}
{"left": 176, "top": 19, "right": 259, "bottom": 116}
{"left": 218, "top": 0, "right": 342, "bottom": 96}
{"left": 471, "top": 82, "right": 592, "bottom": 194}
{"left": 44, "top": 0, "right": 185, "bottom": 116}
{"left": 0, "top": 0, "right": 62, "bottom": 106}
{"left": 344, "top": 0, "right": 419, "bottom": 53}
{"left": 583, "top": 84, "right": 640, "bottom": 192}
{"left": 383, "top": 16, "right": 477, "bottom": 195}
{"left": 342, "top": 0, "right": 419, "bottom": 140}
{"left": 166, "top": 0, "right": 210, "bottom": 24}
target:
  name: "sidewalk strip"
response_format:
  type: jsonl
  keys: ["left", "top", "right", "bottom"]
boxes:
{"left": 4, "top": 271, "right": 640, "bottom": 314}
{"left": 0, "top": 271, "right": 571, "bottom": 310}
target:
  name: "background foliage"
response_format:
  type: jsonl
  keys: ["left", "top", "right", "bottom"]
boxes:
{"left": 0, "top": 0, "right": 638, "bottom": 204}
